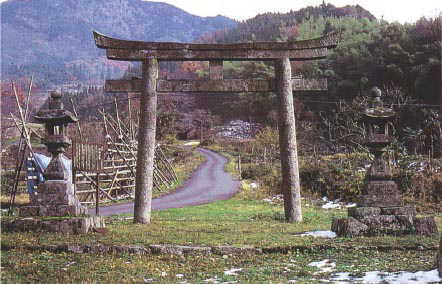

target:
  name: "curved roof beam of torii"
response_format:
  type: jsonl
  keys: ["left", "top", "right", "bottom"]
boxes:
{"left": 93, "top": 30, "right": 340, "bottom": 50}
{"left": 93, "top": 31, "right": 340, "bottom": 61}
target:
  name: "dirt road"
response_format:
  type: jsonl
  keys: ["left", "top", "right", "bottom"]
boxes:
{"left": 93, "top": 148, "right": 239, "bottom": 216}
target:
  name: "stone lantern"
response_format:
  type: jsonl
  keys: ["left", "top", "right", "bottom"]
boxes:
{"left": 34, "top": 91, "right": 77, "bottom": 181}
{"left": 20, "top": 92, "right": 87, "bottom": 217}
{"left": 359, "top": 86, "right": 401, "bottom": 207}
{"left": 331, "top": 87, "right": 438, "bottom": 237}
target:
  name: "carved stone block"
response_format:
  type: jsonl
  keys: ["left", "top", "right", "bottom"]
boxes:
{"left": 348, "top": 207, "right": 381, "bottom": 219}
{"left": 381, "top": 206, "right": 416, "bottom": 217}
{"left": 358, "top": 180, "right": 402, "bottom": 207}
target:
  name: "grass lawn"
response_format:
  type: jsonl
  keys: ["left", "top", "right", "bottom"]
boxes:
{"left": 2, "top": 194, "right": 441, "bottom": 283}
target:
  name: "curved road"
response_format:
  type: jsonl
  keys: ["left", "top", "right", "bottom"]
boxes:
{"left": 92, "top": 148, "right": 239, "bottom": 216}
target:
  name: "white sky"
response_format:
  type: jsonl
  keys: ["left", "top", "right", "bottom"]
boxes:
{"left": 0, "top": 0, "right": 440, "bottom": 23}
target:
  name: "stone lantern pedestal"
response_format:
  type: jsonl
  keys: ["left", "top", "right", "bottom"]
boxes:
{"left": 6, "top": 92, "right": 105, "bottom": 234}
{"left": 331, "top": 87, "right": 438, "bottom": 237}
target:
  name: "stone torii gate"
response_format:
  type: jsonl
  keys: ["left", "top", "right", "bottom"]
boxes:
{"left": 93, "top": 31, "right": 339, "bottom": 223}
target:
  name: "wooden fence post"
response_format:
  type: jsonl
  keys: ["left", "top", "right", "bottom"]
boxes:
{"left": 134, "top": 57, "right": 158, "bottom": 224}
{"left": 275, "top": 57, "right": 302, "bottom": 223}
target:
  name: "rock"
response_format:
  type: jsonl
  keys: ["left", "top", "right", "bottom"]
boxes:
{"left": 57, "top": 244, "right": 84, "bottom": 254}
{"left": 212, "top": 246, "right": 262, "bottom": 255}
{"left": 1, "top": 216, "right": 105, "bottom": 234}
{"left": 348, "top": 207, "right": 381, "bottom": 219}
{"left": 127, "top": 245, "right": 150, "bottom": 255}
{"left": 413, "top": 217, "right": 438, "bottom": 236}
{"left": 360, "top": 215, "right": 413, "bottom": 235}
{"left": 149, "top": 244, "right": 211, "bottom": 255}
{"left": 84, "top": 244, "right": 110, "bottom": 254}
{"left": 331, "top": 217, "right": 368, "bottom": 237}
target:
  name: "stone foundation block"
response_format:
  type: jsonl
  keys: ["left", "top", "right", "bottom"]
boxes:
{"left": 358, "top": 181, "right": 402, "bottom": 207}
{"left": 348, "top": 207, "right": 381, "bottom": 219}
{"left": 212, "top": 245, "right": 262, "bottom": 255}
{"left": 149, "top": 244, "right": 211, "bottom": 256}
{"left": 19, "top": 206, "right": 40, "bottom": 217}
{"left": 413, "top": 216, "right": 438, "bottom": 236}
{"left": 381, "top": 206, "right": 416, "bottom": 217}
{"left": 2, "top": 216, "right": 105, "bottom": 234}
{"left": 360, "top": 215, "right": 413, "bottom": 235}
{"left": 331, "top": 217, "right": 368, "bottom": 237}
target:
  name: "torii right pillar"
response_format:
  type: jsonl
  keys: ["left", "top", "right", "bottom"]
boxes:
{"left": 275, "top": 57, "right": 302, "bottom": 222}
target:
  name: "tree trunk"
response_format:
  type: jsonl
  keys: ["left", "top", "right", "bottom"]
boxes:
{"left": 134, "top": 58, "right": 158, "bottom": 224}
{"left": 275, "top": 57, "right": 302, "bottom": 223}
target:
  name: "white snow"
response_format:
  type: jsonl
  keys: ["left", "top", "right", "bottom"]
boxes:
{"left": 321, "top": 197, "right": 356, "bottom": 209}
{"left": 250, "top": 182, "right": 259, "bottom": 189}
{"left": 308, "top": 259, "right": 336, "bottom": 274}
{"left": 329, "top": 269, "right": 441, "bottom": 283}
{"left": 322, "top": 201, "right": 342, "bottom": 209}
{"left": 299, "top": 231, "right": 337, "bottom": 238}
{"left": 224, "top": 268, "right": 242, "bottom": 276}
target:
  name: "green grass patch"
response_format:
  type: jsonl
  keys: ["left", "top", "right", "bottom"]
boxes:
{"left": 2, "top": 197, "right": 440, "bottom": 283}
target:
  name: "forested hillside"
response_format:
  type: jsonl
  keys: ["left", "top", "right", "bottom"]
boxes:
{"left": 194, "top": 3, "right": 440, "bottom": 125}
{"left": 0, "top": 0, "right": 236, "bottom": 85}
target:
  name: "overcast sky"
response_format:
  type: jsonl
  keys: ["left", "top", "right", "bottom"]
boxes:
{"left": 0, "top": 0, "right": 440, "bottom": 23}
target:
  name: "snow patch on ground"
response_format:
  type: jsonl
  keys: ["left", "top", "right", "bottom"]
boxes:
{"left": 224, "top": 268, "right": 242, "bottom": 276}
{"left": 262, "top": 194, "right": 283, "bottom": 204}
{"left": 321, "top": 197, "right": 356, "bottom": 209}
{"left": 299, "top": 231, "right": 337, "bottom": 238}
{"left": 308, "top": 259, "right": 336, "bottom": 274}
{"left": 329, "top": 269, "right": 441, "bottom": 283}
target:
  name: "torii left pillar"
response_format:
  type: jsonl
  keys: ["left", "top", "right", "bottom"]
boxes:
{"left": 134, "top": 58, "right": 158, "bottom": 224}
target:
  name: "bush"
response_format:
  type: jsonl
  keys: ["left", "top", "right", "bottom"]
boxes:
{"left": 200, "top": 136, "right": 215, "bottom": 146}
{"left": 299, "top": 152, "right": 369, "bottom": 201}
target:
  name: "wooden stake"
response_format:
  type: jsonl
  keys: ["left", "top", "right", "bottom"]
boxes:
{"left": 134, "top": 58, "right": 158, "bottom": 224}
{"left": 275, "top": 57, "right": 302, "bottom": 223}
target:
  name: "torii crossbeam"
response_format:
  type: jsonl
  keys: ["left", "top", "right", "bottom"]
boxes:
{"left": 93, "top": 31, "right": 339, "bottom": 223}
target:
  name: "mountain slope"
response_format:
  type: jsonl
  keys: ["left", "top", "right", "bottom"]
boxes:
{"left": 1, "top": 0, "right": 236, "bottom": 84}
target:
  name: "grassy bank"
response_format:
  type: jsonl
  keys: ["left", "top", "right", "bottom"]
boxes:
{"left": 1, "top": 146, "right": 441, "bottom": 283}
{"left": 2, "top": 193, "right": 441, "bottom": 282}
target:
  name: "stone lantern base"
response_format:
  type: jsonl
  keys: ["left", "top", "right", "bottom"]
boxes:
{"left": 19, "top": 180, "right": 88, "bottom": 217}
{"left": 14, "top": 180, "right": 105, "bottom": 234}
{"left": 331, "top": 205, "right": 438, "bottom": 237}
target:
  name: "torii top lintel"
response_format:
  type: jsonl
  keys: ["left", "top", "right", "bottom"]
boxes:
{"left": 93, "top": 31, "right": 340, "bottom": 62}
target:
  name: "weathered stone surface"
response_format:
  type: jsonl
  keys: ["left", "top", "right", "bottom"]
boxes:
{"left": 149, "top": 244, "right": 211, "bottom": 256}
{"left": 2, "top": 216, "right": 105, "bottom": 234}
{"left": 106, "top": 78, "right": 327, "bottom": 94}
{"left": 21, "top": 180, "right": 87, "bottom": 218}
{"left": 413, "top": 217, "right": 438, "bottom": 236}
{"left": 331, "top": 217, "right": 368, "bottom": 237}
{"left": 19, "top": 206, "right": 40, "bottom": 217}
{"left": 381, "top": 206, "right": 416, "bottom": 217}
{"left": 58, "top": 244, "right": 84, "bottom": 254}
{"left": 212, "top": 246, "right": 262, "bottom": 255}
{"left": 348, "top": 207, "right": 381, "bottom": 219}
{"left": 358, "top": 181, "right": 402, "bottom": 207}
{"left": 84, "top": 244, "right": 110, "bottom": 254}
{"left": 360, "top": 215, "right": 414, "bottom": 235}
